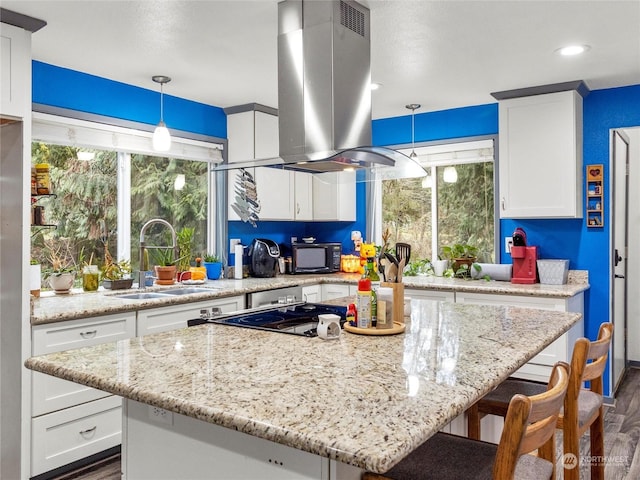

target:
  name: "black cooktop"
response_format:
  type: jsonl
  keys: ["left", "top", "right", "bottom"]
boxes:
{"left": 188, "top": 303, "right": 347, "bottom": 337}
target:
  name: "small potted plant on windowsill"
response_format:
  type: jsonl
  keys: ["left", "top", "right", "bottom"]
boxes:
{"left": 441, "top": 243, "right": 478, "bottom": 278}
{"left": 152, "top": 248, "right": 187, "bottom": 285}
{"left": 44, "top": 243, "right": 77, "bottom": 294}
{"left": 202, "top": 253, "right": 223, "bottom": 280}
{"left": 102, "top": 259, "right": 133, "bottom": 290}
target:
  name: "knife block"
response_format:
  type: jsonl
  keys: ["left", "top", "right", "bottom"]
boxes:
{"left": 381, "top": 282, "right": 404, "bottom": 324}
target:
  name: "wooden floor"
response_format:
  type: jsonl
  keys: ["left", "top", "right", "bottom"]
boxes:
{"left": 54, "top": 368, "right": 640, "bottom": 480}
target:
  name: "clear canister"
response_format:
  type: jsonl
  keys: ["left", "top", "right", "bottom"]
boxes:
{"left": 376, "top": 287, "right": 394, "bottom": 329}
{"left": 82, "top": 265, "right": 99, "bottom": 292}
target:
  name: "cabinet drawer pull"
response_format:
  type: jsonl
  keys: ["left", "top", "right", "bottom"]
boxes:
{"left": 79, "top": 426, "right": 97, "bottom": 437}
{"left": 80, "top": 330, "right": 98, "bottom": 339}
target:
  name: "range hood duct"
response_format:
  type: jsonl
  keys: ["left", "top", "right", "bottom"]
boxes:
{"left": 216, "top": 0, "right": 426, "bottom": 181}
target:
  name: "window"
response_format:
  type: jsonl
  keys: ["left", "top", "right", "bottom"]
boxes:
{"left": 380, "top": 139, "right": 496, "bottom": 264}
{"left": 30, "top": 113, "right": 222, "bottom": 282}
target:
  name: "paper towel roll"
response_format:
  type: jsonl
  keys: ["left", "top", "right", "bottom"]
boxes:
{"left": 234, "top": 244, "right": 243, "bottom": 279}
{"left": 471, "top": 263, "right": 512, "bottom": 281}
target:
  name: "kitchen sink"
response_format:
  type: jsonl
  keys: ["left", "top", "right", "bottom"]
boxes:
{"left": 112, "top": 292, "right": 173, "bottom": 300}
{"left": 162, "top": 287, "right": 215, "bottom": 295}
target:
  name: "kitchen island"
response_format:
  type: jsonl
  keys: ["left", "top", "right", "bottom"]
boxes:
{"left": 26, "top": 298, "right": 581, "bottom": 479}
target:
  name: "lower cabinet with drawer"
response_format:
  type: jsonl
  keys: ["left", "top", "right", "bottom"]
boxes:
{"left": 31, "top": 312, "right": 136, "bottom": 477}
{"left": 31, "top": 396, "right": 122, "bottom": 477}
{"left": 136, "top": 295, "right": 245, "bottom": 336}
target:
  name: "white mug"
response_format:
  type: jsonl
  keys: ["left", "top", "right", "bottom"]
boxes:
{"left": 317, "top": 314, "right": 341, "bottom": 340}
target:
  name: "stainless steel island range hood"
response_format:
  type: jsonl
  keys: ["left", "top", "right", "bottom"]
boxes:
{"left": 216, "top": 0, "right": 426, "bottom": 181}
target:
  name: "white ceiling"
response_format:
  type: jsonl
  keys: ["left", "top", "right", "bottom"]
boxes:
{"left": 3, "top": 0, "right": 639, "bottom": 120}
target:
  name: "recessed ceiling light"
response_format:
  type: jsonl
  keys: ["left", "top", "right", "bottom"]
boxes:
{"left": 556, "top": 44, "right": 590, "bottom": 56}
{"left": 370, "top": 82, "right": 382, "bottom": 91}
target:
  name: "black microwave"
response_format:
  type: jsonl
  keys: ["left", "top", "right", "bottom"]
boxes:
{"left": 291, "top": 242, "right": 342, "bottom": 274}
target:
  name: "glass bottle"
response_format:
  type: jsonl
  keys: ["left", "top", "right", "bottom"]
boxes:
{"left": 366, "top": 257, "right": 380, "bottom": 327}
{"left": 356, "top": 274, "right": 371, "bottom": 329}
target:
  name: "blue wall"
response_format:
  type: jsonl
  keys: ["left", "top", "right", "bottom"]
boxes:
{"left": 32, "top": 61, "right": 227, "bottom": 138}
{"left": 228, "top": 170, "right": 367, "bottom": 259}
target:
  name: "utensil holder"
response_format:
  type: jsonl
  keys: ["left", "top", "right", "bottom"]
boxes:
{"left": 381, "top": 282, "right": 404, "bottom": 323}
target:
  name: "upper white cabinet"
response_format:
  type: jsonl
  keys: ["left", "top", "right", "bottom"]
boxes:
{"left": 294, "top": 171, "right": 313, "bottom": 220}
{"left": 498, "top": 90, "right": 583, "bottom": 218}
{"left": 227, "top": 109, "right": 295, "bottom": 221}
{"left": 312, "top": 171, "right": 356, "bottom": 221}
{"left": 0, "top": 22, "right": 30, "bottom": 118}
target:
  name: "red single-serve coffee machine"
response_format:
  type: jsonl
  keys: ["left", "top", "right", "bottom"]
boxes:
{"left": 511, "top": 227, "right": 538, "bottom": 284}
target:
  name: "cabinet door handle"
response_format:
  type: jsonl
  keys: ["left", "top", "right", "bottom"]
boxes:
{"left": 79, "top": 426, "right": 97, "bottom": 437}
{"left": 80, "top": 330, "right": 97, "bottom": 338}
{"left": 501, "top": 197, "right": 506, "bottom": 211}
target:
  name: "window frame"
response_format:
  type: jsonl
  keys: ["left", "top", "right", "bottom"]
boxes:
{"left": 31, "top": 109, "right": 226, "bottom": 261}
{"left": 371, "top": 134, "right": 500, "bottom": 261}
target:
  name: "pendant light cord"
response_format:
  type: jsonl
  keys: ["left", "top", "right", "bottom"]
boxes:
{"left": 405, "top": 103, "right": 421, "bottom": 158}
{"left": 160, "top": 82, "right": 164, "bottom": 123}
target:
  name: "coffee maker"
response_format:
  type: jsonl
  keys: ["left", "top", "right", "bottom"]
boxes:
{"left": 511, "top": 227, "right": 538, "bottom": 284}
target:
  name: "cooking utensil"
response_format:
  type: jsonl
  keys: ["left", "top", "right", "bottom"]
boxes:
{"left": 378, "top": 256, "right": 388, "bottom": 282}
{"left": 396, "top": 243, "right": 411, "bottom": 265}
{"left": 387, "top": 263, "right": 398, "bottom": 283}
{"left": 384, "top": 252, "right": 399, "bottom": 267}
{"left": 397, "top": 258, "right": 406, "bottom": 283}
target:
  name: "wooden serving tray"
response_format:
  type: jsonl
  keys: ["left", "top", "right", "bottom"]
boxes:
{"left": 343, "top": 322, "right": 405, "bottom": 336}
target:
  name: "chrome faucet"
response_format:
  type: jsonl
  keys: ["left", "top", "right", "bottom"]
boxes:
{"left": 138, "top": 218, "right": 177, "bottom": 288}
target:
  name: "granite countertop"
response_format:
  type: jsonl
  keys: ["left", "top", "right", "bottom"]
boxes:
{"left": 25, "top": 298, "right": 581, "bottom": 473}
{"left": 31, "top": 271, "right": 589, "bottom": 326}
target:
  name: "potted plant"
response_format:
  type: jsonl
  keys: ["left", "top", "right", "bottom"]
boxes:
{"left": 45, "top": 240, "right": 76, "bottom": 294}
{"left": 176, "top": 227, "right": 194, "bottom": 282}
{"left": 441, "top": 243, "right": 478, "bottom": 277}
{"left": 202, "top": 253, "right": 223, "bottom": 280}
{"left": 102, "top": 259, "right": 133, "bottom": 290}
{"left": 152, "top": 248, "right": 185, "bottom": 285}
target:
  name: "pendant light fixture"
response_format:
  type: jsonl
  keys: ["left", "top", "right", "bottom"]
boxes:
{"left": 152, "top": 75, "right": 172, "bottom": 152}
{"left": 443, "top": 166, "right": 458, "bottom": 183}
{"left": 405, "top": 103, "right": 421, "bottom": 159}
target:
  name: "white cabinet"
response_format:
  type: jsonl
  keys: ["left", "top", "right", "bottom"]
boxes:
{"left": 294, "top": 171, "right": 313, "bottom": 220}
{"left": 301, "top": 285, "right": 321, "bottom": 303}
{"left": 498, "top": 90, "right": 583, "bottom": 218}
{"left": 312, "top": 171, "right": 356, "bottom": 221}
{"left": 455, "top": 291, "right": 584, "bottom": 382}
{"left": 31, "top": 312, "right": 136, "bottom": 476}
{"left": 137, "top": 295, "right": 245, "bottom": 336}
{"left": 227, "top": 109, "right": 296, "bottom": 221}
{"left": 254, "top": 167, "right": 295, "bottom": 220}
{"left": 32, "top": 396, "right": 122, "bottom": 477}
{"left": 405, "top": 288, "right": 455, "bottom": 303}
{"left": 124, "top": 399, "right": 363, "bottom": 480}
{"left": 321, "top": 283, "right": 357, "bottom": 301}
{"left": 0, "top": 22, "right": 30, "bottom": 118}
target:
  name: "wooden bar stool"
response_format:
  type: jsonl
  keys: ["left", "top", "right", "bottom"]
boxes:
{"left": 467, "top": 322, "right": 613, "bottom": 480}
{"left": 363, "top": 361, "right": 570, "bottom": 480}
